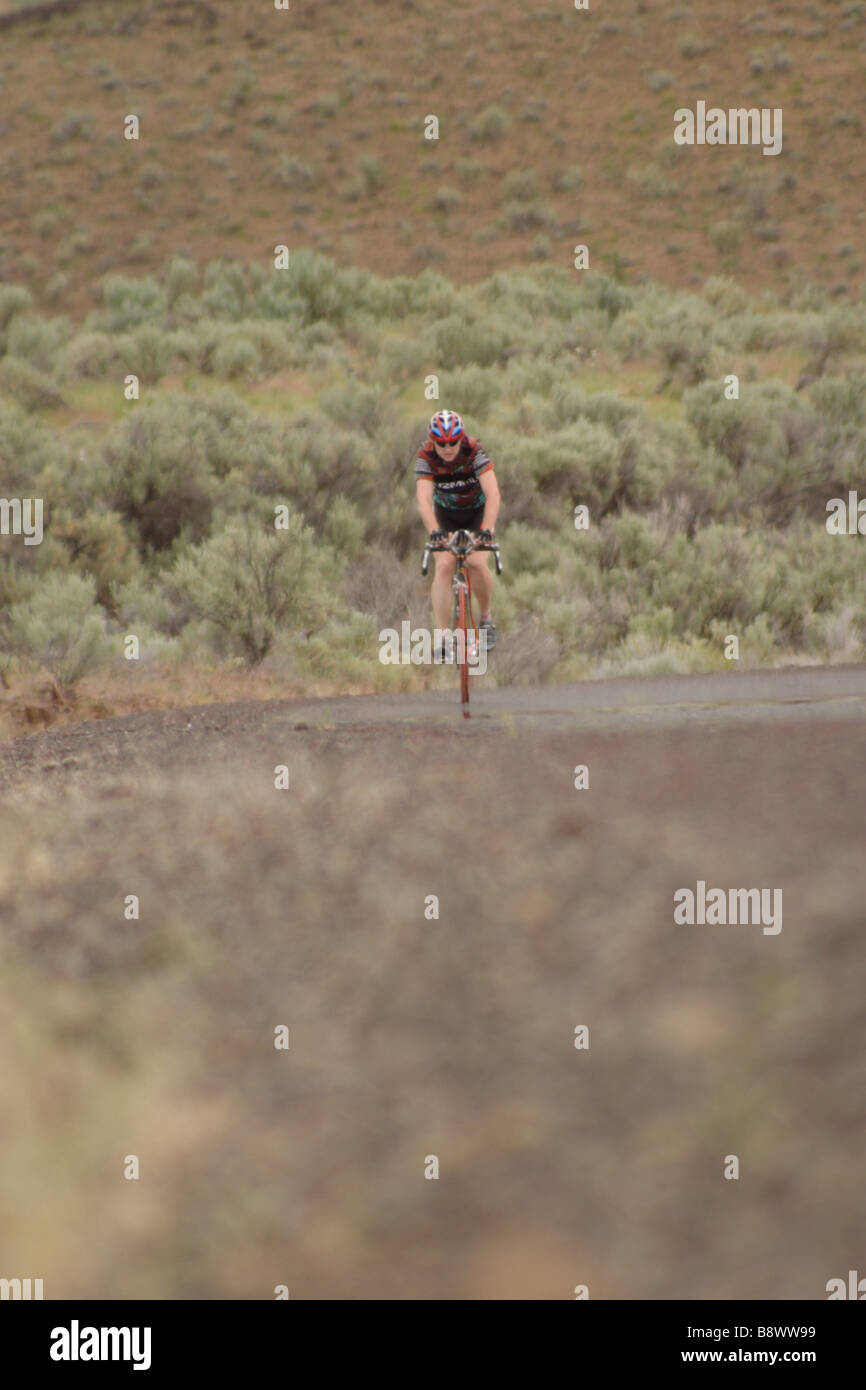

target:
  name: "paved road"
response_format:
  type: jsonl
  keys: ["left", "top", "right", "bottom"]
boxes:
{"left": 3, "top": 665, "right": 866, "bottom": 786}
{"left": 254, "top": 662, "right": 866, "bottom": 731}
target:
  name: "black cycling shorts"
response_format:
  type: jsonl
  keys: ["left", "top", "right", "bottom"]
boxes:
{"left": 433, "top": 503, "right": 485, "bottom": 534}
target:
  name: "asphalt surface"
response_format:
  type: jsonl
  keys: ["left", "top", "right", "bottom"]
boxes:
{"left": 213, "top": 662, "right": 866, "bottom": 731}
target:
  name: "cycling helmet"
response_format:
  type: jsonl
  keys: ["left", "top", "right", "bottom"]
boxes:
{"left": 429, "top": 409, "right": 464, "bottom": 445}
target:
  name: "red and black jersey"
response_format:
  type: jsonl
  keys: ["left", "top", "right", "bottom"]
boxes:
{"left": 414, "top": 436, "right": 494, "bottom": 510}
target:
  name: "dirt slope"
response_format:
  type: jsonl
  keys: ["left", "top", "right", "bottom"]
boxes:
{"left": 1, "top": 0, "right": 864, "bottom": 313}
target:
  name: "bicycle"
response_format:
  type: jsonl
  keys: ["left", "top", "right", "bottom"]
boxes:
{"left": 421, "top": 528, "right": 502, "bottom": 708}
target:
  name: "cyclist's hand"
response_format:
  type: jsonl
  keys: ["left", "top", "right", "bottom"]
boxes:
{"left": 476, "top": 528, "right": 494, "bottom": 544}
{"left": 429, "top": 528, "right": 448, "bottom": 542}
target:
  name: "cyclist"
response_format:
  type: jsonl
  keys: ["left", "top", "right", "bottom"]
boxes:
{"left": 415, "top": 409, "right": 500, "bottom": 661}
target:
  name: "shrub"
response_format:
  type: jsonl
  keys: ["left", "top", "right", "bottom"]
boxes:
{"left": 716, "top": 311, "right": 789, "bottom": 353}
{"left": 318, "top": 381, "right": 392, "bottom": 438}
{"left": 503, "top": 199, "right": 554, "bottom": 231}
{"left": 129, "top": 324, "right": 175, "bottom": 384}
{"left": 640, "top": 524, "right": 760, "bottom": 638}
{"left": 342, "top": 551, "right": 422, "bottom": 630}
{"left": 275, "top": 155, "right": 318, "bottom": 189}
{"left": 94, "top": 276, "right": 168, "bottom": 333}
{"left": 468, "top": 105, "right": 509, "bottom": 141}
{"left": 0, "top": 357, "right": 64, "bottom": 412}
{"left": 520, "top": 418, "right": 621, "bottom": 509}
{"left": 503, "top": 170, "right": 540, "bottom": 202}
{"left": 289, "top": 250, "right": 355, "bottom": 327}
{"left": 225, "top": 63, "right": 254, "bottom": 112}
{"left": 626, "top": 163, "right": 675, "bottom": 199}
{"left": 492, "top": 613, "right": 562, "bottom": 685}
{"left": 678, "top": 33, "right": 712, "bottom": 57}
{"left": 700, "top": 276, "right": 751, "bottom": 316}
{"left": 313, "top": 92, "right": 340, "bottom": 119}
{"left": 49, "top": 506, "right": 139, "bottom": 611}
{"left": 51, "top": 110, "right": 94, "bottom": 142}
{"left": 578, "top": 272, "right": 633, "bottom": 321}
{"left": 550, "top": 165, "right": 582, "bottom": 193}
{"left": 0, "top": 401, "right": 63, "bottom": 492}
{"left": 169, "top": 513, "right": 330, "bottom": 664}
{"left": 357, "top": 268, "right": 458, "bottom": 321}
{"left": 201, "top": 259, "right": 249, "bottom": 321}
{"left": 138, "top": 161, "right": 165, "bottom": 189}
{"left": 265, "top": 412, "right": 373, "bottom": 531}
{"left": 0, "top": 284, "right": 33, "bottom": 337}
{"left": 429, "top": 187, "right": 463, "bottom": 214}
{"left": 801, "top": 305, "right": 864, "bottom": 359}
{"left": 439, "top": 364, "right": 501, "bottom": 417}
{"left": 521, "top": 97, "right": 548, "bottom": 124}
{"left": 549, "top": 384, "right": 640, "bottom": 434}
{"left": 323, "top": 495, "right": 366, "bottom": 559}
{"left": 247, "top": 268, "right": 297, "bottom": 324}
{"left": 480, "top": 266, "right": 580, "bottom": 323}
{"left": 228, "top": 319, "right": 293, "bottom": 375}
{"left": 709, "top": 220, "right": 740, "bottom": 259}
{"left": 373, "top": 333, "right": 429, "bottom": 386}
{"left": 40, "top": 268, "right": 68, "bottom": 303}
{"left": 91, "top": 61, "right": 121, "bottom": 91}
{"left": 4, "top": 571, "right": 109, "bottom": 685}
{"left": 428, "top": 313, "right": 511, "bottom": 369}
{"left": 164, "top": 255, "right": 199, "bottom": 309}
{"left": 5, "top": 314, "right": 71, "bottom": 374}
{"left": 289, "top": 610, "right": 385, "bottom": 685}
{"left": 63, "top": 330, "right": 136, "bottom": 380}
{"left": 684, "top": 380, "right": 795, "bottom": 468}
{"left": 359, "top": 155, "right": 384, "bottom": 194}
{"left": 102, "top": 395, "right": 223, "bottom": 552}
{"left": 650, "top": 298, "right": 715, "bottom": 383}
{"left": 212, "top": 334, "right": 261, "bottom": 380}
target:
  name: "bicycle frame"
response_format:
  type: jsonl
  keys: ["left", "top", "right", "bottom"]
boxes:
{"left": 421, "top": 529, "right": 503, "bottom": 707}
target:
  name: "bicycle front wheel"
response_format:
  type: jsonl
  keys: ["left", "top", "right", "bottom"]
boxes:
{"left": 456, "top": 583, "right": 470, "bottom": 706}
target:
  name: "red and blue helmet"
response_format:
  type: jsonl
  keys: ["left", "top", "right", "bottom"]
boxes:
{"left": 429, "top": 409, "right": 464, "bottom": 445}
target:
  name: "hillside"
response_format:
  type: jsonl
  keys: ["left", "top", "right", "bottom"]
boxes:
{"left": 0, "top": 0, "right": 864, "bottom": 318}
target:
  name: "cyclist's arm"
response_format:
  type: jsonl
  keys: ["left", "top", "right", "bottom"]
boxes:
{"left": 479, "top": 468, "right": 500, "bottom": 533}
{"left": 416, "top": 477, "right": 439, "bottom": 534}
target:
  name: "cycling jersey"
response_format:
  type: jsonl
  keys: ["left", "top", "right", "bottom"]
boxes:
{"left": 415, "top": 436, "right": 494, "bottom": 511}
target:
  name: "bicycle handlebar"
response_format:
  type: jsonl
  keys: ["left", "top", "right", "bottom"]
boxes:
{"left": 421, "top": 527, "right": 503, "bottom": 576}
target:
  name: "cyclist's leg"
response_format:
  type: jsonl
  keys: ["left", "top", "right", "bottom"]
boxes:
{"left": 466, "top": 549, "right": 493, "bottom": 615}
{"left": 431, "top": 504, "right": 461, "bottom": 635}
{"left": 431, "top": 551, "right": 456, "bottom": 635}
{"left": 466, "top": 511, "right": 493, "bottom": 616}
{"left": 464, "top": 504, "right": 495, "bottom": 644}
